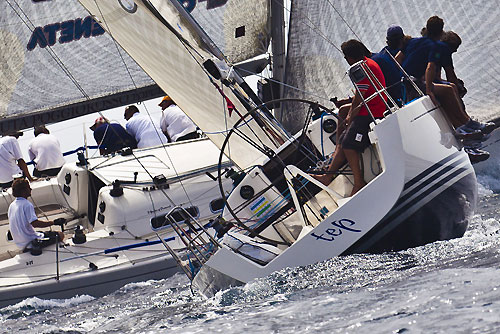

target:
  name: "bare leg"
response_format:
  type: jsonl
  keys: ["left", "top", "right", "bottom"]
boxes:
{"left": 336, "top": 104, "right": 350, "bottom": 143}
{"left": 344, "top": 148, "right": 366, "bottom": 196}
{"left": 314, "top": 144, "right": 346, "bottom": 185}
{"left": 433, "top": 83, "right": 469, "bottom": 127}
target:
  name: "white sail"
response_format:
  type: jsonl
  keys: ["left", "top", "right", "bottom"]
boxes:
{"left": 283, "top": 1, "right": 500, "bottom": 130}
{"left": 1, "top": 0, "right": 161, "bottom": 132}
{"left": 77, "top": 0, "right": 280, "bottom": 169}
{"left": 189, "top": 0, "right": 271, "bottom": 63}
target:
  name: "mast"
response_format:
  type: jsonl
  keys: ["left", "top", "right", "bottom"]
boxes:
{"left": 270, "top": 0, "right": 286, "bottom": 122}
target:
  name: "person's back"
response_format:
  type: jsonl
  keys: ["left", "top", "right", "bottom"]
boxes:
{"left": 124, "top": 106, "right": 167, "bottom": 149}
{"left": 401, "top": 36, "right": 437, "bottom": 79}
{"left": 371, "top": 48, "right": 402, "bottom": 104}
{"left": 160, "top": 105, "right": 197, "bottom": 142}
{"left": 354, "top": 57, "right": 387, "bottom": 118}
{"left": 94, "top": 123, "right": 137, "bottom": 153}
{"left": 28, "top": 132, "right": 65, "bottom": 173}
{"left": 0, "top": 136, "right": 23, "bottom": 184}
{"left": 8, "top": 196, "right": 42, "bottom": 249}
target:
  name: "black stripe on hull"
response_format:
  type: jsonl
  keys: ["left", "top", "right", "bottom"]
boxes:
{"left": 343, "top": 152, "right": 477, "bottom": 254}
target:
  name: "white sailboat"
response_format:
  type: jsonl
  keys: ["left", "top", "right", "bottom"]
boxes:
{"left": 73, "top": 0, "right": 481, "bottom": 296}
{"left": 0, "top": 0, "right": 261, "bottom": 307}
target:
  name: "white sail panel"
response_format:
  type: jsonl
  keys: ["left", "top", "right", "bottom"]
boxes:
{"left": 77, "top": 0, "right": 277, "bottom": 169}
{"left": 283, "top": 0, "right": 500, "bottom": 131}
{"left": 1, "top": 0, "right": 159, "bottom": 131}
{"left": 189, "top": 0, "right": 271, "bottom": 63}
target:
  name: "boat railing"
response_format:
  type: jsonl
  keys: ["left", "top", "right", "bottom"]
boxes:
{"left": 152, "top": 206, "right": 221, "bottom": 281}
{"left": 349, "top": 51, "right": 426, "bottom": 121}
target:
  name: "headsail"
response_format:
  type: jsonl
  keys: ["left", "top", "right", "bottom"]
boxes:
{"left": 283, "top": 1, "right": 500, "bottom": 131}
{"left": 188, "top": 0, "right": 271, "bottom": 64}
{"left": 77, "top": 0, "right": 280, "bottom": 169}
{"left": 1, "top": 0, "right": 163, "bottom": 133}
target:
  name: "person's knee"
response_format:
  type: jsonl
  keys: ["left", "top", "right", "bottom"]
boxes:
{"left": 338, "top": 104, "right": 350, "bottom": 119}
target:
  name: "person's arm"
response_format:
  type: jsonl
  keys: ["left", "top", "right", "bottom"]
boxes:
{"left": 395, "top": 50, "right": 404, "bottom": 65}
{"left": 443, "top": 66, "right": 459, "bottom": 87}
{"left": 345, "top": 92, "right": 363, "bottom": 125}
{"left": 27, "top": 146, "right": 35, "bottom": 162}
{"left": 425, "top": 62, "right": 439, "bottom": 107}
{"left": 17, "top": 159, "right": 34, "bottom": 181}
{"left": 31, "top": 219, "right": 54, "bottom": 228}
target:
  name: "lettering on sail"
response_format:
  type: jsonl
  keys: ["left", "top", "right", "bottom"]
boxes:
{"left": 27, "top": 16, "right": 105, "bottom": 51}
{"left": 311, "top": 219, "right": 361, "bottom": 242}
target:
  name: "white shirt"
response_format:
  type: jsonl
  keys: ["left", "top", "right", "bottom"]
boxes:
{"left": 125, "top": 113, "right": 168, "bottom": 148}
{"left": 160, "top": 105, "right": 197, "bottom": 142}
{"left": 28, "top": 133, "right": 65, "bottom": 171}
{"left": 8, "top": 197, "right": 43, "bottom": 249}
{"left": 0, "top": 136, "right": 23, "bottom": 183}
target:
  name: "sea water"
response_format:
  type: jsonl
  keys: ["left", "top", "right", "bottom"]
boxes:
{"left": 1, "top": 169, "right": 500, "bottom": 333}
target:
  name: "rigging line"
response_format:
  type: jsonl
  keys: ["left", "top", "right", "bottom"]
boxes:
{"left": 92, "top": 0, "right": 138, "bottom": 89}
{"left": 324, "top": 0, "right": 362, "bottom": 42}
{"left": 7, "top": 0, "right": 90, "bottom": 99}
{"left": 177, "top": 37, "right": 283, "bottom": 154}
{"left": 91, "top": 1, "right": 196, "bottom": 208}
{"left": 91, "top": 1, "right": 170, "bottom": 158}
{"left": 272, "top": 0, "right": 341, "bottom": 53}
{"left": 130, "top": 151, "right": 176, "bottom": 207}
{"left": 235, "top": 67, "right": 335, "bottom": 104}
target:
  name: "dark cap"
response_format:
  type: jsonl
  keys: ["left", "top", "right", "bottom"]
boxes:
{"left": 387, "top": 25, "right": 404, "bottom": 39}
{"left": 4, "top": 130, "right": 23, "bottom": 138}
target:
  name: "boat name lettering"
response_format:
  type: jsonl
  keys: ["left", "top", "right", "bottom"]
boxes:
{"left": 25, "top": 260, "right": 33, "bottom": 266}
{"left": 27, "top": 16, "right": 105, "bottom": 51}
{"left": 180, "top": 0, "right": 228, "bottom": 12}
{"left": 147, "top": 206, "right": 171, "bottom": 214}
{"left": 311, "top": 219, "right": 361, "bottom": 242}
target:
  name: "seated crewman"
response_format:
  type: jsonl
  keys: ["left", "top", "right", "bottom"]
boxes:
{"left": 8, "top": 179, "right": 64, "bottom": 251}
{"left": 316, "top": 40, "right": 387, "bottom": 196}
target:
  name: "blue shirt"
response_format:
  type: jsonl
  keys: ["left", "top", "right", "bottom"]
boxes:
{"left": 371, "top": 47, "right": 402, "bottom": 103}
{"left": 402, "top": 37, "right": 438, "bottom": 78}
{"left": 94, "top": 123, "right": 137, "bottom": 153}
{"left": 428, "top": 41, "right": 454, "bottom": 81}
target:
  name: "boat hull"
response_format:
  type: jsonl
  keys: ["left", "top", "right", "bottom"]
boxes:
{"left": 345, "top": 151, "right": 477, "bottom": 254}
{"left": 0, "top": 253, "right": 179, "bottom": 308}
{"left": 191, "top": 97, "right": 478, "bottom": 296}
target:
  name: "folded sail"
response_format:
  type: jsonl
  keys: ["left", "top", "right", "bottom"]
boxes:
{"left": 283, "top": 1, "right": 500, "bottom": 131}
{"left": 1, "top": 0, "right": 162, "bottom": 133}
{"left": 77, "top": 0, "right": 278, "bottom": 169}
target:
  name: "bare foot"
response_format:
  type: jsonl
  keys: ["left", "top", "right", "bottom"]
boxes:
{"left": 311, "top": 173, "right": 333, "bottom": 186}
{"left": 350, "top": 181, "right": 367, "bottom": 196}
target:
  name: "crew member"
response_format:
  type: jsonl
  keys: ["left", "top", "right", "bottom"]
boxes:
{"left": 124, "top": 105, "right": 168, "bottom": 149}
{"left": 28, "top": 125, "right": 65, "bottom": 177}
{"left": 316, "top": 39, "right": 387, "bottom": 196}
{"left": 8, "top": 179, "right": 64, "bottom": 251}
{"left": 0, "top": 131, "right": 33, "bottom": 188}
{"left": 90, "top": 117, "right": 137, "bottom": 155}
{"left": 158, "top": 96, "right": 199, "bottom": 142}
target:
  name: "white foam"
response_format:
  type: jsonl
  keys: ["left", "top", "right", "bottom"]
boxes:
{"left": 6, "top": 294, "right": 94, "bottom": 310}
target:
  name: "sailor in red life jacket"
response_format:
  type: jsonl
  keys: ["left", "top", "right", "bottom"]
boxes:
{"left": 316, "top": 39, "right": 387, "bottom": 196}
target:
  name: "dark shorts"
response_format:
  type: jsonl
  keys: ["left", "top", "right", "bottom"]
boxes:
{"left": 33, "top": 167, "right": 62, "bottom": 178}
{"left": 339, "top": 116, "right": 374, "bottom": 152}
{"left": 176, "top": 131, "right": 199, "bottom": 142}
{"left": 25, "top": 231, "right": 61, "bottom": 252}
